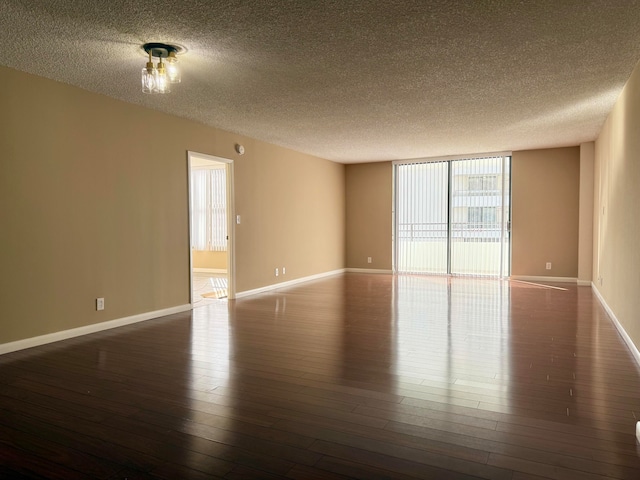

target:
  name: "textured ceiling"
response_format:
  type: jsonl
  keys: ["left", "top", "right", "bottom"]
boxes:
{"left": 2, "top": 1, "right": 640, "bottom": 163}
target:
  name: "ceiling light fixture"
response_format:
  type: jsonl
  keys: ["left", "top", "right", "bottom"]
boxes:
{"left": 141, "top": 43, "right": 183, "bottom": 94}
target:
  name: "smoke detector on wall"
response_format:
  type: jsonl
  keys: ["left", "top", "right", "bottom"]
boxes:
{"left": 235, "top": 144, "right": 245, "bottom": 155}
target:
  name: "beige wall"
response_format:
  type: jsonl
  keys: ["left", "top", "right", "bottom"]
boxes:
{"left": 511, "top": 147, "right": 580, "bottom": 278}
{"left": 578, "top": 142, "right": 595, "bottom": 284}
{"left": 235, "top": 141, "right": 345, "bottom": 290}
{"left": 192, "top": 250, "right": 227, "bottom": 270}
{"left": 345, "top": 162, "right": 393, "bottom": 270}
{"left": 593, "top": 61, "right": 640, "bottom": 351}
{"left": 0, "top": 66, "right": 345, "bottom": 345}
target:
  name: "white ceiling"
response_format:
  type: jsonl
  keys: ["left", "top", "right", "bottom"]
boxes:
{"left": 2, "top": 1, "right": 640, "bottom": 163}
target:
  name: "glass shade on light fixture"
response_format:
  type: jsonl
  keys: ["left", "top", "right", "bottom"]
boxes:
{"left": 155, "top": 58, "right": 170, "bottom": 93}
{"left": 166, "top": 51, "right": 181, "bottom": 84}
{"left": 141, "top": 63, "right": 157, "bottom": 94}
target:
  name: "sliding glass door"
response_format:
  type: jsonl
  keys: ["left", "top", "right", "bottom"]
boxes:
{"left": 394, "top": 155, "right": 511, "bottom": 277}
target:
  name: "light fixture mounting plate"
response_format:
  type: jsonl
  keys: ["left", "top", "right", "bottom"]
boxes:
{"left": 142, "top": 42, "right": 184, "bottom": 58}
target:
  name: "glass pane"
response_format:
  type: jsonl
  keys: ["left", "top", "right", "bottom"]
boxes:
{"left": 450, "top": 157, "right": 505, "bottom": 276}
{"left": 396, "top": 162, "right": 448, "bottom": 274}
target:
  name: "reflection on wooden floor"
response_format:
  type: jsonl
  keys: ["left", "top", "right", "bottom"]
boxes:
{"left": 1, "top": 273, "right": 639, "bottom": 479}
{"left": 192, "top": 272, "right": 228, "bottom": 307}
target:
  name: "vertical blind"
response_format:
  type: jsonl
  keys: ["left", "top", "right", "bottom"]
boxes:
{"left": 394, "top": 155, "right": 511, "bottom": 276}
{"left": 191, "top": 167, "right": 227, "bottom": 251}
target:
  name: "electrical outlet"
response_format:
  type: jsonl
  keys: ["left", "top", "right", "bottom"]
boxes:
{"left": 545, "top": 262, "right": 551, "bottom": 270}
{"left": 275, "top": 268, "right": 279, "bottom": 277}
{"left": 367, "top": 257, "right": 372, "bottom": 264}
{"left": 96, "top": 298, "right": 105, "bottom": 311}
{"left": 282, "top": 267, "right": 286, "bottom": 275}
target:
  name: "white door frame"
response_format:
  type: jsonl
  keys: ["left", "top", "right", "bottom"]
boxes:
{"left": 187, "top": 151, "right": 236, "bottom": 302}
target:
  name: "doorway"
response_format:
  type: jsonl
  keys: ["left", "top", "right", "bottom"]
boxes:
{"left": 394, "top": 154, "right": 511, "bottom": 277}
{"left": 188, "top": 151, "right": 235, "bottom": 305}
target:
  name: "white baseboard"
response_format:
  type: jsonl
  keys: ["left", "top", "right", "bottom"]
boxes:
{"left": 591, "top": 284, "right": 640, "bottom": 368}
{"left": 346, "top": 268, "right": 393, "bottom": 274}
{"left": 0, "top": 304, "right": 192, "bottom": 355}
{"left": 509, "top": 275, "right": 577, "bottom": 283}
{"left": 193, "top": 268, "right": 227, "bottom": 274}
{"left": 577, "top": 280, "right": 592, "bottom": 286}
{"left": 235, "top": 269, "right": 346, "bottom": 299}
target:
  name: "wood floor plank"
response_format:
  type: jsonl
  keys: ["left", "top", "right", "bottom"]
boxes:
{"left": 276, "top": 418, "right": 508, "bottom": 478}
{"left": 285, "top": 464, "right": 353, "bottom": 480}
{"left": 0, "top": 423, "right": 120, "bottom": 479}
{"left": 314, "top": 454, "right": 479, "bottom": 480}
{"left": 178, "top": 420, "right": 322, "bottom": 467}
{"left": 148, "top": 462, "right": 227, "bottom": 480}
{"left": 311, "top": 439, "right": 504, "bottom": 480}
{"left": 0, "top": 411, "right": 159, "bottom": 474}
{"left": 355, "top": 403, "right": 498, "bottom": 431}
{"left": 270, "top": 411, "right": 489, "bottom": 464}
{"left": 487, "top": 442, "right": 640, "bottom": 480}
{"left": 0, "top": 442, "right": 93, "bottom": 480}
{"left": 385, "top": 415, "right": 640, "bottom": 470}
{"left": 486, "top": 453, "right": 611, "bottom": 480}
{"left": 362, "top": 398, "right": 640, "bottom": 465}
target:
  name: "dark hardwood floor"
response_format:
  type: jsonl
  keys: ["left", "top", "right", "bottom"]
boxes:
{"left": 1, "top": 273, "right": 640, "bottom": 479}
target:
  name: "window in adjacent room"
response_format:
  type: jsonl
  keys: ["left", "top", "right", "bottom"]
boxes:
{"left": 190, "top": 166, "right": 227, "bottom": 251}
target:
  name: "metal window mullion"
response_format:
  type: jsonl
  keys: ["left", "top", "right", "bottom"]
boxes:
{"left": 447, "top": 161, "right": 452, "bottom": 275}
{"left": 499, "top": 156, "right": 505, "bottom": 277}
{"left": 392, "top": 164, "right": 398, "bottom": 273}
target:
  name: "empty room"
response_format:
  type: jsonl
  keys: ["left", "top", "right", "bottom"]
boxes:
{"left": 1, "top": 2, "right": 640, "bottom": 479}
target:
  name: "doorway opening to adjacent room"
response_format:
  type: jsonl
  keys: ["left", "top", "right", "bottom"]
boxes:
{"left": 393, "top": 154, "right": 511, "bottom": 277}
{"left": 188, "top": 151, "right": 235, "bottom": 305}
